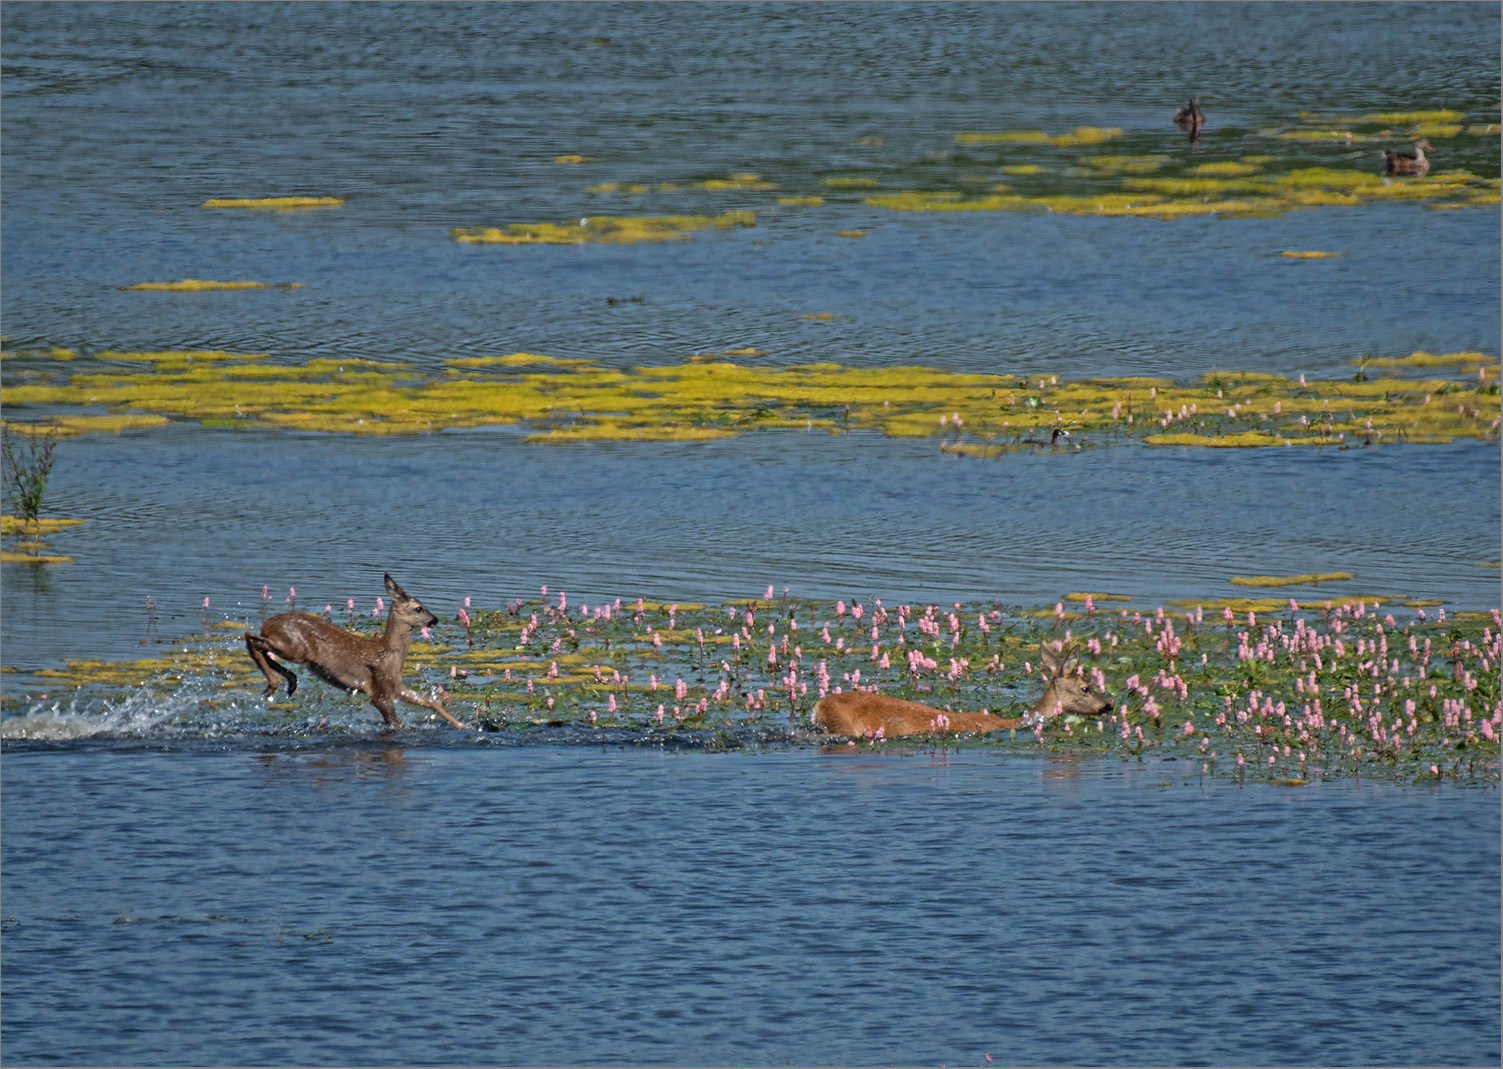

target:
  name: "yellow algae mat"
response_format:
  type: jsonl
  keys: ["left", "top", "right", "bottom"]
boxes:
{"left": 3, "top": 347, "right": 1497, "bottom": 448}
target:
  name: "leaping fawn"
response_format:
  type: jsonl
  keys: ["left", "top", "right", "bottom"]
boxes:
{"left": 812, "top": 641, "right": 1110, "bottom": 738}
{"left": 245, "top": 573, "right": 468, "bottom": 730}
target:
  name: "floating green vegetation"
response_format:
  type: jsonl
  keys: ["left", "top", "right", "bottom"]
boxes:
{"left": 98, "top": 349, "right": 271, "bottom": 366}
{"left": 10, "top": 592, "right": 1498, "bottom": 786}
{"left": 0, "top": 346, "right": 74, "bottom": 362}
{"left": 824, "top": 176, "right": 881, "bottom": 189}
{"left": 1357, "top": 109, "right": 1467, "bottom": 126}
{"left": 1082, "top": 155, "right": 1169, "bottom": 174}
{"left": 444, "top": 353, "right": 598, "bottom": 370}
{"left": 0, "top": 516, "right": 85, "bottom": 537}
{"left": 0, "top": 550, "right": 72, "bottom": 564}
{"left": 450, "top": 210, "right": 755, "bottom": 245}
{"left": 955, "top": 126, "right": 1123, "bottom": 147}
{"left": 39, "top": 414, "right": 172, "bottom": 436}
{"left": 1271, "top": 108, "right": 1498, "bottom": 145}
{"left": 5, "top": 349, "right": 1498, "bottom": 450}
{"left": 866, "top": 140, "right": 1495, "bottom": 219}
{"left": 1000, "top": 164, "right": 1044, "bottom": 176}
{"left": 1143, "top": 431, "right": 1304, "bottom": 448}
{"left": 588, "top": 173, "right": 774, "bottom": 194}
{"left": 834, "top": 229, "right": 868, "bottom": 238}
{"left": 1355, "top": 350, "right": 1493, "bottom": 370}
{"left": 1192, "top": 161, "right": 1263, "bottom": 177}
{"left": 1230, "top": 573, "right": 1355, "bottom": 588}
{"left": 122, "top": 280, "right": 301, "bottom": 292}
{"left": 693, "top": 173, "right": 776, "bottom": 191}
{"left": 778, "top": 196, "right": 824, "bottom": 206}
{"left": 1122, "top": 175, "right": 1268, "bottom": 196}
{"left": 553, "top": 154, "right": 590, "bottom": 164}
{"left": 1280, "top": 250, "right": 1341, "bottom": 259}
{"left": 201, "top": 196, "right": 344, "bottom": 209}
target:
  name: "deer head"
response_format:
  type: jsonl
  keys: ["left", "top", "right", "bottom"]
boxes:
{"left": 1033, "top": 642, "right": 1112, "bottom": 722}
{"left": 386, "top": 573, "right": 438, "bottom": 630}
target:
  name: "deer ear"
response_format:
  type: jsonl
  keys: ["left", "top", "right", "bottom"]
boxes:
{"left": 385, "top": 573, "right": 407, "bottom": 599}
{"left": 1040, "top": 644, "right": 1061, "bottom": 676}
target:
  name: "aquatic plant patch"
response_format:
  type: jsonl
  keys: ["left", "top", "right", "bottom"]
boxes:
{"left": 3, "top": 350, "right": 1497, "bottom": 449}
{"left": 867, "top": 163, "right": 1496, "bottom": 218}
{"left": 547, "top": 110, "right": 1496, "bottom": 232}
{"left": 955, "top": 126, "right": 1123, "bottom": 147}
{"left": 0, "top": 551, "right": 72, "bottom": 564}
{"left": 201, "top": 196, "right": 344, "bottom": 209}
{"left": 450, "top": 210, "right": 755, "bottom": 245}
{"left": 121, "top": 280, "right": 302, "bottom": 292}
{"left": 844, "top": 111, "right": 1499, "bottom": 219}
{"left": 1229, "top": 573, "right": 1356, "bottom": 588}
{"left": 0, "top": 516, "right": 86, "bottom": 537}
{"left": 6, "top": 591, "right": 1497, "bottom": 787}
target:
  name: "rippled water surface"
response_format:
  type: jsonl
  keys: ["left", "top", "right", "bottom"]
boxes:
{"left": 3, "top": 747, "right": 1499, "bottom": 1067}
{"left": 3, "top": 2, "right": 1499, "bottom": 664}
{"left": 2, "top": 4, "right": 1500, "bottom": 1064}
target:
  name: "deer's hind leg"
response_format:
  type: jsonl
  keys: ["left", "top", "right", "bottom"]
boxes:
{"left": 245, "top": 632, "right": 299, "bottom": 697}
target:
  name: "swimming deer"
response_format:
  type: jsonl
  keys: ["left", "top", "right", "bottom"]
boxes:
{"left": 245, "top": 574, "right": 469, "bottom": 730}
{"left": 1381, "top": 138, "right": 1433, "bottom": 176}
{"left": 811, "top": 642, "right": 1111, "bottom": 738}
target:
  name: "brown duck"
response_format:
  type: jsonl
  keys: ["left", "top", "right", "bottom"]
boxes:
{"left": 1381, "top": 138, "right": 1433, "bottom": 176}
{"left": 1172, "top": 96, "right": 1206, "bottom": 132}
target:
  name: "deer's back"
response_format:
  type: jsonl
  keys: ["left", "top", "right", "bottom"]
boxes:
{"left": 813, "top": 692, "right": 1014, "bottom": 737}
{"left": 260, "top": 612, "right": 377, "bottom": 665}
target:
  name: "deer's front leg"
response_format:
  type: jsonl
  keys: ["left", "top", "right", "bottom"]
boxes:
{"left": 369, "top": 691, "right": 404, "bottom": 729}
{"left": 399, "top": 685, "right": 470, "bottom": 730}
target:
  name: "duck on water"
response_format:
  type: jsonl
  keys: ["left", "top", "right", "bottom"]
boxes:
{"left": 1381, "top": 138, "right": 1433, "bottom": 176}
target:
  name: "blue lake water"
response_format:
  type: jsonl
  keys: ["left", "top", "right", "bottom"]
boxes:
{"left": 2, "top": 746, "right": 1499, "bottom": 1067}
{"left": 2, "top": 3, "right": 1500, "bottom": 1064}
